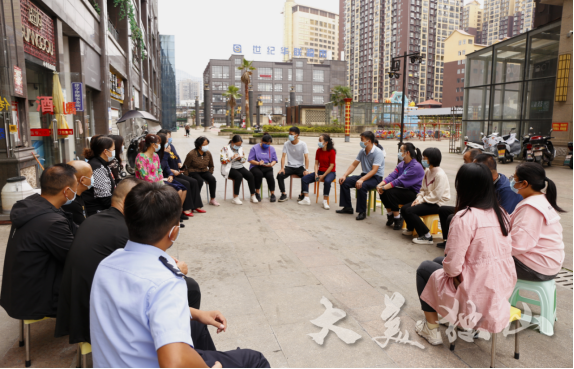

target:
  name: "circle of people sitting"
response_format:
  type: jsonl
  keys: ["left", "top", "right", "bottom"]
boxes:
{"left": 0, "top": 126, "right": 564, "bottom": 367}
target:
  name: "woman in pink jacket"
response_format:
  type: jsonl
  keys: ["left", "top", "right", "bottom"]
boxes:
{"left": 415, "top": 163, "right": 517, "bottom": 345}
{"left": 509, "top": 162, "right": 565, "bottom": 281}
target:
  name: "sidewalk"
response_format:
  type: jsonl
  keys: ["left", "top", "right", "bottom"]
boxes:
{"left": 0, "top": 128, "right": 571, "bottom": 367}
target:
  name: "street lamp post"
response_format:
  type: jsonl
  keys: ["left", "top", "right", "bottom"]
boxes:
{"left": 203, "top": 84, "right": 211, "bottom": 132}
{"left": 387, "top": 51, "right": 423, "bottom": 154}
{"left": 195, "top": 96, "right": 199, "bottom": 128}
{"left": 256, "top": 96, "right": 262, "bottom": 127}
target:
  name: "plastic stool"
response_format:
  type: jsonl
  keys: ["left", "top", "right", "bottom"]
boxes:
{"left": 313, "top": 178, "right": 337, "bottom": 205}
{"left": 509, "top": 279, "right": 557, "bottom": 336}
{"left": 289, "top": 175, "right": 301, "bottom": 199}
{"left": 259, "top": 183, "right": 271, "bottom": 198}
{"left": 366, "top": 188, "right": 377, "bottom": 216}
{"left": 450, "top": 306, "right": 521, "bottom": 368}
{"left": 224, "top": 178, "right": 245, "bottom": 200}
{"left": 76, "top": 342, "right": 92, "bottom": 368}
{"left": 403, "top": 214, "right": 443, "bottom": 238}
{"left": 19, "top": 317, "right": 52, "bottom": 367}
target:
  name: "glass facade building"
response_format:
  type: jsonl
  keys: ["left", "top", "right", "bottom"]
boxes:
{"left": 463, "top": 22, "right": 561, "bottom": 143}
{"left": 160, "top": 35, "right": 177, "bottom": 131}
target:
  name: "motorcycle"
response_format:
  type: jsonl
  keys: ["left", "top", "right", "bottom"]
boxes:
{"left": 462, "top": 132, "right": 486, "bottom": 154}
{"left": 496, "top": 128, "right": 521, "bottom": 164}
{"left": 522, "top": 127, "right": 535, "bottom": 161}
{"left": 529, "top": 128, "right": 556, "bottom": 166}
{"left": 563, "top": 142, "right": 573, "bottom": 169}
{"left": 125, "top": 130, "right": 148, "bottom": 175}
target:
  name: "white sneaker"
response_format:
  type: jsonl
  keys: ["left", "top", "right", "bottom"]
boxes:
{"left": 402, "top": 229, "right": 413, "bottom": 236}
{"left": 250, "top": 194, "right": 259, "bottom": 203}
{"left": 415, "top": 320, "right": 443, "bottom": 346}
{"left": 231, "top": 197, "right": 243, "bottom": 205}
{"left": 298, "top": 197, "right": 311, "bottom": 205}
{"left": 412, "top": 235, "right": 434, "bottom": 245}
{"left": 322, "top": 200, "right": 330, "bottom": 210}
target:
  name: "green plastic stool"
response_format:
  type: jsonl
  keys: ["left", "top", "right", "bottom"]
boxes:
{"left": 509, "top": 279, "right": 557, "bottom": 336}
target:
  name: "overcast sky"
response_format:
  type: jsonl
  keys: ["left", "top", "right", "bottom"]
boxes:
{"left": 158, "top": 0, "right": 481, "bottom": 79}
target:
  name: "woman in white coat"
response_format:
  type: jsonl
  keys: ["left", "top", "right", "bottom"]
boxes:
{"left": 220, "top": 135, "right": 257, "bottom": 204}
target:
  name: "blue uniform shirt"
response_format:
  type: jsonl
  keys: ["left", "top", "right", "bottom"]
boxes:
{"left": 90, "top": 241, "right": 193, "bottom": 368}
{"left": 355, "top": 145, "right": 385, "bottom": 177}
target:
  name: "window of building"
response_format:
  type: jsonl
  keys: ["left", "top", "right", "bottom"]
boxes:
{"left": 313, "top": 85, "right": 324, "bottom": 93}
{"left": 274, "top": 84, "right": 283, "bottom": 91}
{"left": 274, "top": 95, "right": 283, "bottom": 103}
{"left": 258, "top": 67, "right": 272, "bottom": 80}
{"left": 235, "top": 71, "right": 241, "bottom": 80}
{"left": 296, "top": 95, "right": 303, "bottom": 103}
{"left": 288, "top": 69, "right": 292, "bottom": 81}
{"left": 260, "top": 95, "right": 272, "bottom": 103}
{"left": 296, "top": 69, "right": 304, "bottom": 81}
{"left": 273, "top": 106, "right": 283, "bottom": 114}
{"left": 313, "top": 96, "right": 324, "bottom": 104}
{"left": 235, "top": 58, "right": 241, "bottom": 65}
{"left": 260, "top": 106, "right": 273, "bottom": 114}
{"left": 212, "top": 66, "right": 223, "bottom": 78}
{"left": 212, "top": 82, "right": 229, "bottom": 91}
{"left": 313, "top": 70, "right": 325, "bottom": 82}
{"left": 296, "top": 84, "right": 303, "bottom": 92}
{"left": 258, "top": 83, "right": 272, "bottom": 91}
{"left": 274, "top": 68, "right": 283, "bottom": 80}
{"left": 212, "top": 94, "right": 224, "bottom": 102}
{"left": 296, "top": 61, "right": 304, "bottom": 67}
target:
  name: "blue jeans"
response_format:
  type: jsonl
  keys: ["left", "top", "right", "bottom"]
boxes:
{"left": 301, "top": 171, "right": 337, "bottom": 196}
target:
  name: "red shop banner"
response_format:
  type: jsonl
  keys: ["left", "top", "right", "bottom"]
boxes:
{"left": 30, "top": 128, "right": 74, "bottom": 136}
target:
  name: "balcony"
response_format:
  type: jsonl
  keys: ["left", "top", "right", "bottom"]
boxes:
{"left": 108, "top": 19, "right": 120, "bottom": 43}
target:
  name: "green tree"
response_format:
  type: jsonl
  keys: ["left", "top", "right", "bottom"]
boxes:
{"left": 222, "top": 85, "right": 242, "bottom": 128}
{"left": 330, "top": 85, "right": 352, "bottom": 124}
{"left": 238, "top": 59, "right": 256, "bottom": 127}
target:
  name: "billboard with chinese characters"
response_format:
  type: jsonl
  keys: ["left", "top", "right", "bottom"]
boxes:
{"left": 110, "top": 70, "right": 125, "bottom": 103}
{"left": 233, "top": 45, "right": 331, "bottom": 59}
{"left": 20, "top": 0, "right": 56, "bottom": 70}
{"left": 72, "top": 82, "right": 84, "bottom": 111}
{"left": 14, "top": 67, "right": 23, "bottom": 95}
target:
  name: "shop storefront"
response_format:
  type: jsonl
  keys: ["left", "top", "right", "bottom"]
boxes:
{"left": 463, "top": 22, "right": 562, "bottom": 145}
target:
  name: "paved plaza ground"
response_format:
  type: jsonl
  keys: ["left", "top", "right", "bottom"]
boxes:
{"left": 0, "top": 128, "right": 572, "bottom": 367}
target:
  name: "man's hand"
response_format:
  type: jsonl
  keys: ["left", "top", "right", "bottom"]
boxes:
{"left": 278, "top": 168, "right": 285, "bottom": 175}
{"left": 192, "top": 309, "right": 227, "bottom": 334}
{"left": 168, "top": 176, "right": 174, "bottom": 183}
{"left": 178, "top": 163, "right": 183, "bottom": 168}
{"left": 318, "top": 174, "right": 324, "bottom": 182}
{"left": 212, "top": 362, "right": 222, "bottom": 368}
{"left": 176, "top": 260, "right": 188, "bottom": 275}
{"left": 172, "top": 170, "right": 180, "bottom": 176}
{"left": 339, "top": 175, "right": 347, "bottom": 185}
{"left": 303, "top": 170, "right": 310, "bottom": 176}
{"left": 356, "top": 178, "right": 364, "bottom": 189}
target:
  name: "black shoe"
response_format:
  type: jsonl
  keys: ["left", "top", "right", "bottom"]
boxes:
{"left": 356, "top": 212, "right": 366, "bottom": 220}
{"left": 255, "top": 193, "right": 262, "bottom": 202}
{"left": 180, "top": 214, "right": 189, "bottom": 221}
{"left": 278, "top": 194, "right": 288, "bottom": 202}
{"left": 336, "top": 207, "right": 354, "bottom": 214}
{"left": 393, "top": 217, "right": 403, "bottom": 230}
{"left": 180, "top": 223, "right": 185, "bottom": 228}
{"left": 436, "top": 240, "right": 447, "bottom": 249}
{"left": 386, "top": 214, "right": 394, "bottom": 227}
{"left": 297, "top": 193, "right": 305, "bottom": 201}
{"left": 270, "top": 194, "right": 277, "bottom": 202}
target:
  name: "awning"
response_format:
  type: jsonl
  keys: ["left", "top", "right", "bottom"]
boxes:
{"left": 116, "top": 110, "right": 160, "bottom": 123}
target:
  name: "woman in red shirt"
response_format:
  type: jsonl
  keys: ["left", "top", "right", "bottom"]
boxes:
{"left": 299, "top": 134, "right": 336, "bottom": 209}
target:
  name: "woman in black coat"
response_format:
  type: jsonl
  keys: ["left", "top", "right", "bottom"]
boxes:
{"left": 82, "top": 135, "right": 116, "bottom": 216}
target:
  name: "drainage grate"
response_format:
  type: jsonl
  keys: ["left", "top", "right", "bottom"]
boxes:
{"left": 554, "top": 269, "right": 573, "bottom": 290}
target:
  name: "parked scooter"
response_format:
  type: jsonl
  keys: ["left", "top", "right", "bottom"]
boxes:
{"left": 522, "top": 127, "right": 535, "bottom": 161}
{"left": 529, "top": 129, "right": 556, "bottom": 166}
{"left": 496, "top": 128, "right": 521, "bottom": 164}
{"left": 563, "top": 142, "right": 573, "bottom": 169}
{"left": 125, "top": 130, "right": 148, "bottom": 175}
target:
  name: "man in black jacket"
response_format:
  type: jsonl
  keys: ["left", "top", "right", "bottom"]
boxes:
{"left": 61, "top": 160, "right": 93, "bottom": 225}
{"left": 0, "top": 164, "right": 77, "bottom": 320}
{"left": 55, "top": 177, "right": 207, "bottom": 347}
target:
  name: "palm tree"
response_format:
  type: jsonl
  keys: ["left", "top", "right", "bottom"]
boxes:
{"left": 330, "top": 85, "right": 352, "bottom": 124}
{"left": 222, "top": 85, "right": 242, "bottom": 128}
{"left": 237, "top": 59, "right": 256, "bottom": 127}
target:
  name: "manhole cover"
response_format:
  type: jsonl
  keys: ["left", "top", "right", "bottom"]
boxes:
{"left": 555, "top": 269, "right": 573, "bottom": 290}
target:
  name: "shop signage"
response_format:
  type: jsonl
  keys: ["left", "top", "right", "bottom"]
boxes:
{"left": 35, "top": 96, "right": 77, "bottom": 115}
{"left": 30, "top": 128, "right": 74, "bottom": 136}
{"left": 552, "top": 122, "right": 569, "bottom": 132}
{"left": 0, "top": 97, "right": 10, "bottom": 111}
{"left": 233, "top": 44, "right": 331, "bottom": 59}
{"left": 110, "top": 70, "right": 125, "bottom": 103}
{"left": 20, "top": 0, "right": 56, "bottom": 70}
{"left": 9, "top": 125, "right": 18, "bottom": 133}
{"left": 30, "top": 128, "right": 51, "bottom": 136}
{"left": 72, "top": 82, "right": 84, "bottom": 111}
{"left": 13, "top": 67, "right": 23, "bottom": 95}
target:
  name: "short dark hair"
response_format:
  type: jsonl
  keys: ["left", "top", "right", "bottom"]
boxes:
{"left": 516, "top": 162, "right": 564, "bottom": 212}
{"left": 468, "top": 148, "right": 482, "bottom": 162}
{"left": 289, "top": 126, "right": 300, "bottom": 135}
{"left": 111, "top": 177, "right": 142, "bottom": 204}
{"left": 261, "top": 134, "right": 273, "bottom": 143}
{"left": 422, "top": 147, "right": 442, "bottom": 167}
{"left": 229, "top": 135, "right": 243, "bottom": 145}
{"left": 157, "top": 129, "right": 172, "bottom": 135}
{"left": 360, "top": 131, "right": 375, "bottom": 144}
{"left": 124, "top": 182, "right": 182, "bottom": 244}
{"left": 194, "top": 136, "right": 209, "bottom": 151}
{"left": 475, "top": 153, "right": 497, "bottom": 171}
{"left": 40, "top": 163, "right": 77, "bottom": 196}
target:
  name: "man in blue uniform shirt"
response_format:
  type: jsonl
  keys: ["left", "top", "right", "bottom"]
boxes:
{"left": 90, "top": 182, "right": 270, "bottom": 368}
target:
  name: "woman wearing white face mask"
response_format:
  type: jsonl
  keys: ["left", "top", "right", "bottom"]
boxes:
{"left": 183, "top": 136, "right": 219, "bottom": 206}
{"left": 509, "top": 162, "right": 565, "bottom": 281}
{"left": 82, "top": 135, "right": 117, "bottom": 216}
{"left": 220, "top": 135, "right": 257, "bottom": 204}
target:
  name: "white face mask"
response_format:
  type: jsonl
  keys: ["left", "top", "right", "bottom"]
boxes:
{"left": 106, "top": 149, "right": 115, "bottom": 161}
{"left": 168, "top": 225, "right": 180, "bottom": 247}
{"left": 202, "top": 145, "right": 209, "bottom": 152}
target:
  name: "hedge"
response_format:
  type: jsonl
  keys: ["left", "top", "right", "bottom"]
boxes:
{"left": 261, "top": 125, "right": 344, "bottom": 133}
{"left": 253, "top": 133, "right": 289, "bottom": 138}
{"left": 220, "top": 128, "right": 251, "bottom": 133}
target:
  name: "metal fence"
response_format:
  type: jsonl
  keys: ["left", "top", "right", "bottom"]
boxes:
{"left": 325, "top": 102, "right": 403, "bottom": 127}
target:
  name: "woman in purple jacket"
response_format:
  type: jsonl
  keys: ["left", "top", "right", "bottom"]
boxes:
{"left": 377, "top": 143, "right": 425, "bottom": 229}
{"left": 248, "top": 134, "right": 279, "bottom": 202}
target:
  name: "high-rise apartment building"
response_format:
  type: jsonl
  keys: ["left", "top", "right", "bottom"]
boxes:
{"left": 462, "top": 0, "right": 483, "bottom": 42}
{"left": 344, "top": 0, "right": 463, "bottom": 104}
{"left": 512, "top": 0, "right": 536, "bottom": 36}
{"left": 475, "top": 0, "right": 536, "bottom": 46}
{"left": 283, "top": 0, "right": 340, "bottom": 64}
{"left": 177, "top": 79, "right": 203, "bottom": 104}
